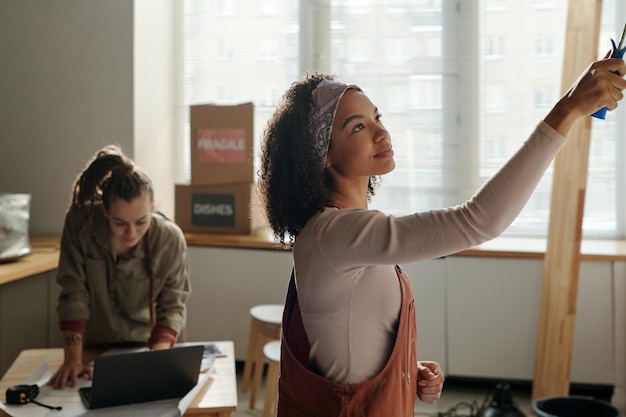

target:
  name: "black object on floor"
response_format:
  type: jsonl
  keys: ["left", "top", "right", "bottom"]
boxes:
{"left": 476, "top": 383, "right": 526, "bottom": 417}
{"left": 533, "top": 395, "right": 620, "bottom": 417}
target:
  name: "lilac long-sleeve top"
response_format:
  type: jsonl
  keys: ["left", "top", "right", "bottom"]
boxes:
{"left": 292, "top": 121, "right": 565, "bottom": 385}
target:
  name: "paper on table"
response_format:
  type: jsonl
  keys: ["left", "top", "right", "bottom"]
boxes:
{"left": 177, "top": 371, "right": 211, "bottom": 415}
{"left": 0, "top": 363, "right": 212, "bottom": 417}
{"left": 0, "top": 363, "right": 89, "bottom": 417}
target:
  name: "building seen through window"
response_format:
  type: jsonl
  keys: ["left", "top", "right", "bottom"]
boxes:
{"left": 178, "top": 0, "right": 625, "bottom": 238}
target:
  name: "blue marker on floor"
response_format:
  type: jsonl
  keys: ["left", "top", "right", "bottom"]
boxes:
{"left": 592, "top": 23, "right": 626, "bottom": 120}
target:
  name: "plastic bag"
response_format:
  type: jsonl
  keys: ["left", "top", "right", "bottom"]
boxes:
{"left": 0, "top": 193, "right": 32, "bottom": 262}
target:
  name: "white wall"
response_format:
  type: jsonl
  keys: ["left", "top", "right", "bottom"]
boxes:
{"left": 133, "top": 0, "right": 178, "bottom": 218}
{"left": 0, "top": 0, "right": 178, "bottom": 233}
{"left": 613, "top": 262, "right": 626, "bottom": 414}
{"left": 0, "top": 0, "right": 134, "bottom": 234}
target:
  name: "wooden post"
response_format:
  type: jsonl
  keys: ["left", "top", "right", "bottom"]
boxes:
{"left": 532, "top": 0, "right": 603, "bottom": 401}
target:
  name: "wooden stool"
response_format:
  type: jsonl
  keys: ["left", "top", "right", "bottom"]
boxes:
{"left": 262, "top": 340, "right": 281, "bottom": 417}
{"left": 241, "top": 304, "right": 283, "bottom": 409}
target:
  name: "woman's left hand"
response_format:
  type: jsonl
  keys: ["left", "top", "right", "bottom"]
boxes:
{"left": 416, "top": 360, "right": 445, "bottom": 404}
{"left": 150, "top": 340, "right": 172, "bottom": 350}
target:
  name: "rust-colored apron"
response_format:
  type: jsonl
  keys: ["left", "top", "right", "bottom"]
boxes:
{"left": 278, "top": 265, "right": 418, "bottom": 417}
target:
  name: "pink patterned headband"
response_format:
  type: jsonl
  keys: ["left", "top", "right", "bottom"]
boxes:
{"left": 311, "top": 80, "right": 361, "bottom": 169}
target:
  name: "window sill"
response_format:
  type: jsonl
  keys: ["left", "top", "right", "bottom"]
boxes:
{"left": 184, "top": 231, "right": 626, "bottom": 262}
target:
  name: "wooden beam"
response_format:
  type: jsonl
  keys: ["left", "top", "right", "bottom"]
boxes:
{"left": 532, "top": 0, "right": 603, "bottom": 400}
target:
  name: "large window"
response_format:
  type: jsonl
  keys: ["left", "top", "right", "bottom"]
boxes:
{"left": 177, "top": 0, "right": 626, "bottom": 239}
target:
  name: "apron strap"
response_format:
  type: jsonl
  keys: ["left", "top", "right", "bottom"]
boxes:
{"left": 282, "top": 268, "right": 314, "bottom": 371}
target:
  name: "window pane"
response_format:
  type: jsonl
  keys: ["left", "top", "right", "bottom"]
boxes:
{"left": 178, "top": 0, "right": 625, "bottom": 239}
{"left": 478, "top": 0, "right": 623, "bottom": 237}
{"left": 179, "top": 0, "right": 300, "bottom": 185}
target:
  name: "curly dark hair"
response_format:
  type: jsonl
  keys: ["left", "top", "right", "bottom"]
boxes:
{"left": 258, "top": 73, "right": 377, "bottom": 246}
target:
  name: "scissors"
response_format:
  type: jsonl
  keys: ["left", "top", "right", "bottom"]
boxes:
{"left": 592, "top": 22, "right": 626, "bottom": 119}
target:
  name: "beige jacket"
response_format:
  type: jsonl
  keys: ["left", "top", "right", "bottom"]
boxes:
{"left": 56, "top": 205, "right": 190, "bottom": 347}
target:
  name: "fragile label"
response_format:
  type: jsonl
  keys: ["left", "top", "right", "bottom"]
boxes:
{"left": 196, "top": 128, "right": 247, "bottom": 163}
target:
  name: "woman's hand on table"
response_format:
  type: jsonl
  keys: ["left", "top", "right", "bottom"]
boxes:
{"left": 47, "top": 360, "right": 92, "bottom": 389}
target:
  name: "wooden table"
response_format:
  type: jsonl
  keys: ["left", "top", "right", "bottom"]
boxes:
{"left": 0, "top": 341, "right": 238, "bottom": 417}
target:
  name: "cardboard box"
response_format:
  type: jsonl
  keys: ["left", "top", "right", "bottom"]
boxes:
{"left": 190, "top": 103, "right": 254, "bottom": 185}
{"left": 175, "top": 183, "right": 263, "bottom": 235}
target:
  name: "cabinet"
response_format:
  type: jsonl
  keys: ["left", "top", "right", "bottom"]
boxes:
{"left": 185, "top": 247, "right": 618, "bottom": 386}
{"left": 185, "top": 246, "right": 293, "bottom": 360}
{"left": 446, "top": 257, "right": 613, "bottom": 384}
{"left": 0, "top": 269, "right": 61, "bottom": 375}
{"left": 0, "top": 235, "right": 62, "bottom": 375}
{"left": 403, "top": 259, "right": 447, "bottom": 366}
{"left": 613, "top": 262, "right": 626, "bottom": 410}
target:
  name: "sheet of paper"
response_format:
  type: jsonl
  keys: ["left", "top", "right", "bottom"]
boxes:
{"left": 177, "top": 371, "right": 212, "bottom": 415}
{"left": 177, "top": 342, "right": 222, "bottom": 371}
{"left": 0, "top": 362, "right": 211, "bottom": 417}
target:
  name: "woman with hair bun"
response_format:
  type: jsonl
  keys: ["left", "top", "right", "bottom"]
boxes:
{"left": 48, "top": 145, "right": 190, "bottom": 389}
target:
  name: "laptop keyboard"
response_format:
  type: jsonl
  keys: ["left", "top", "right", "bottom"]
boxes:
{"left": 79, "top": 387, "right": 92, "bottom": 406}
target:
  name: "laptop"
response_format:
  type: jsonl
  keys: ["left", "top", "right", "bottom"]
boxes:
{"left": 79, "top": 344, "right": 204, "bottom": 409}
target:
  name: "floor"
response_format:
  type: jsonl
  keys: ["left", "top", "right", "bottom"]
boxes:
{"left": 232, "top": 361, "right": 536, "bottom": 417}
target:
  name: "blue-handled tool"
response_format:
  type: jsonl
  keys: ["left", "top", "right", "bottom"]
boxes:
{"left": 592, "top": 22, "right": 626, "bottom": 119}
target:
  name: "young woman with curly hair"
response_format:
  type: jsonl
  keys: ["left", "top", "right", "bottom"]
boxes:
{"left": 259, "top": 56, "right": 626, "bottom": 416}
{"left": 48, "top": 145, "right": 190, "bottom": 390}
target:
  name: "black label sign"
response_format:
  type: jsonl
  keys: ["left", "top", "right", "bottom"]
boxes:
{"left": 191, "top": 193, "right": 235, "bottom": 228}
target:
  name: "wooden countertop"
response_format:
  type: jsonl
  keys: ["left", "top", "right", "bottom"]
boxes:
{"left": 2, "top": 232, "right": 625, "bottom": 289}
{"left": 0, "top": 235, "right": 60, "bottom": 286}
{"left": 184, "top": 231, "right": 286, "bottom": 251}
{"left": 185, "top": 231, "right": 626, "bottom": 261}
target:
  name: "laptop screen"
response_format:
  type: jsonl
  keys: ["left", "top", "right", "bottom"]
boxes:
{"left": 81, "top": 345, "right": 204, "bottom": 409}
